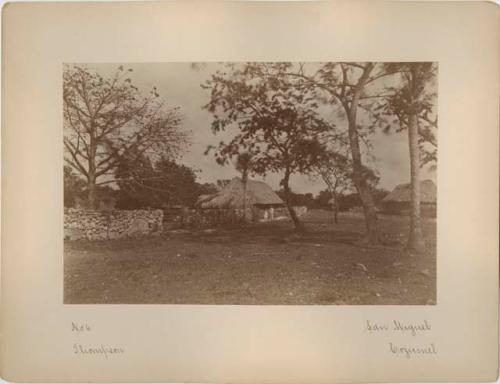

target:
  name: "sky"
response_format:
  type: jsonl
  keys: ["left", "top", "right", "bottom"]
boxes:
{"left": 86, "top": 62, "right": 436, "bottom": 195}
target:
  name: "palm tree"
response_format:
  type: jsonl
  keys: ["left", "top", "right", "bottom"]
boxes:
{"left": 235, "top": 152, "right": 253, "bottom": 222}
{"left": 385, "top": 62, "right": 437, "bottom": 252}
{"left": 405, "top": 63, "right": 435, "bottom": 252}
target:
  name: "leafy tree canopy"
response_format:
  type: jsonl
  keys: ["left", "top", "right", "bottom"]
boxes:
{"left": 115, "top": 156, "right": 210, "bottom": 209}
{"left": 63, "top": 65, "right": 189, "bottom": 207}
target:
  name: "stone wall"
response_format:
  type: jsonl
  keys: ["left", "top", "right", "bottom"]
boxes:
{"left": 64, "top": 208, "right": 163, "bottom": 241}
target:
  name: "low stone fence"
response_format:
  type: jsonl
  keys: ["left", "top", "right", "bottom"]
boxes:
{"left": 64, "top": 208, "right": 163, "bottom": 241}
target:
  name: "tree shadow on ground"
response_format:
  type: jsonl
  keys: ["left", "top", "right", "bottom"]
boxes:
{"left": 177, "top": 219, "right": 408, "bottom": 253}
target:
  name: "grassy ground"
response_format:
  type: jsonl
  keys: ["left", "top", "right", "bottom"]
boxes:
{"left": 64, "top": 210, "right": 436, "bottom": 305}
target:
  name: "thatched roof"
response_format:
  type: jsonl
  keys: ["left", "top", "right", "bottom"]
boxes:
{"left": 196, "top": 194, "right": 214, "bottom": 205}
{"left": 198, "top": 177, "right": 284, "bottom": 209}
{"left": 382, "top": 179, "right": 437, "bottom": 203}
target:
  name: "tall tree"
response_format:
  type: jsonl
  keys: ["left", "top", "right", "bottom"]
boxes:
{"left": 312, "top": 145, "right": 381, "bottom": 224}
{"left": 63, "top": 65, "right": 187, "bottom": 208}
{"left": 383, "top": 63, "right": 437, "bottom": 252}
{"left": 284, "top": 62, "right": 394, "bottom": 243}
{"left": 203, "top": 63, "right": 332, "bottom": 231}
{"left": 311, "top": 151, "right": 353, "bottom": 223}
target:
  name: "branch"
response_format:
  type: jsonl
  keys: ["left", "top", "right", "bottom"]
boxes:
{"left": 345, "top": 62, "right": 367, "bottom": 70}
{"left": 63, "top": 138, "right": 89, "bottom": 177}
{"left": 420, "top": 113, "right": 438, "bottom": 129}
{"left": 364, "top": 70, "right": 404, "bottom": 86}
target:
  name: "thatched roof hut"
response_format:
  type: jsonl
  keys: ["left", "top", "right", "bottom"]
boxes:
{"left": 381, "top": 179, "right": 437, "bottom": 217}
{"left": 197, "top": 177, "right": 284, "bottom": 209}
{"left": 382, "top": 179, "right": 437, "bottom": 204}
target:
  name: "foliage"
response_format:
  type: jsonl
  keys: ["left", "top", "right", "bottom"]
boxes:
{"left": 275, "top": 190, "right": 316, "bottom": 208}
{"left": 337, "top": 187, "right": 389, "bottom": 212}
{"left": 310, "top": 142, "right": 379, "bottom": 197}
{"left": 216, "top": 179, "right": 231, "bottom": 190}
{"left": 115, "top": 156, "right": 209, "bottom": 209}
{"left": 283, "top": 62, "right": 393, "bottom": 240}
{"left": 63, "top": 65, "right": 188, "bottom": 206}
{"left": 313, "top": 190, "right": 334, "bottom": 209}
{"left": 202, "top": 63, "right": 335, "bottom": 230}
{"left": 382, "top": 63, "right": 437, "bottom": 252}
{"left": 289, "top": 63, "right": 395, "bottom": 150}
{"left": 377, "top": 63, "right": 438, "bottom": 167}
{"left": 235, "top": 152, "right": 253, "bottom": 181}
{"left": 64, "top": 165, "right": 86, "bottom": 207}
{"left": 197, "top": 182, "right": 219, "bottom": 196}
{"left": 311, "top": 149, "right": 353, "bottom": 202}
{"left": 203, "top": 63, "right": 333, "bottom": 175}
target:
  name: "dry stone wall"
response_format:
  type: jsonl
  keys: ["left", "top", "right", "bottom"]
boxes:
{"left": 64, "top": 208, "right": 163, "bottom": 241}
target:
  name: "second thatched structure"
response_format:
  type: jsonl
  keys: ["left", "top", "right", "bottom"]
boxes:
{"left": 381, "top": 179, "right": 437, "bottom": 217}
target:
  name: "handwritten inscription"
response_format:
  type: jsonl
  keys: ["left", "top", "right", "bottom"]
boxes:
{"left": 73, "top": 343, "right": 125, "bottom": 358}
{"left": 364, "top": 320, "right": 436, "bottom": 358}
{"left": 389, "top": 342, "right": 437, "bottom": 359}
{"left": 71, "top": 321, "right": 91, "bottom": 334}
{"left": 71, "top": 321, "right": 125, "bottom": 358}
{"left": 365, "top": 320, "right": 431, "bottom": 336}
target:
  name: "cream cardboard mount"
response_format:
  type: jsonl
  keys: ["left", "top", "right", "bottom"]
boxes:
{"left": 1, "top": 1, "right": 498, "bottom": 383}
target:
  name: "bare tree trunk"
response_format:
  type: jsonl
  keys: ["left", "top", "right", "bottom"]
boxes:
{"left": 329, "top": 191, "right": 339, "bottom": 224}
{"left": 282, "top": 170, "right": 304, "bottom": 232}
{"left": 87, "top": 173, "right": 97, "bottom": 209}
{"left": 87, "top": 137, "right": 98, "bottom": 209}
{"left": 406, "top": 64, "right": 425, "bottom": 252}
{"left": 345, "top": 63, "right": 379, "bottom": 244}
{"left": 407, "top": 113, "right": 424, "bottom": 252}
{"left": 333, "top": 198, "right": 339, "bottom": 224}
{"left": 242, "top": 173, "right": 248, "bottom": 223}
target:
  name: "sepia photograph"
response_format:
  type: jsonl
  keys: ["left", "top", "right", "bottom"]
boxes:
{"left": 63, "top": 62, "right": 437, "bottom": 305}
{"left": 4, "top": 1, "right": 498, "bottom": 381}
